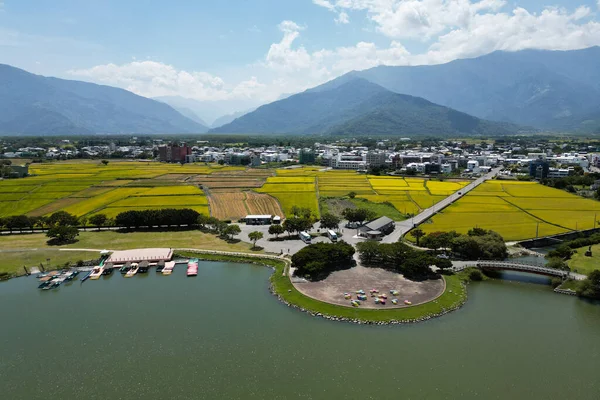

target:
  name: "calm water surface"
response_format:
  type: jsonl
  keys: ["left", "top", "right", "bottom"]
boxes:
{"left": 1, "top": 262, "right": 599, "bottom": 399}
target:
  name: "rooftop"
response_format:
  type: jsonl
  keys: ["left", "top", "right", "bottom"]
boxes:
{"left": 364, "top": 216, "right": 394, "bottom": 231}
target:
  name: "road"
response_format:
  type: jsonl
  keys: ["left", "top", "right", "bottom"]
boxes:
{"left": 381, "top": 167, "right": 502, "bottom": 244}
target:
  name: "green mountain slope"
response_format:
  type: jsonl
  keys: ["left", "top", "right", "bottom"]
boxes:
{"left": 211, "top": 78, "right": 521, "bottom": 136}
{"left": 0, "top": 64, "right": 208, "bottom": 135}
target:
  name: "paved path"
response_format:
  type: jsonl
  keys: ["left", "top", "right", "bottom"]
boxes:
{"left": 382, "top": 168, "right": 502, "bottom": 244}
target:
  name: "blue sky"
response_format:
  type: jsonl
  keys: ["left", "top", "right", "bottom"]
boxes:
{"left": 2, "top": 0, "right": 600, "bottom": 116}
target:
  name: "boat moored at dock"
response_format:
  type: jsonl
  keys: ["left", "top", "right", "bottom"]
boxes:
{"left": 156, "top": 260, "right": 165, "bottom": 273}
{"left": 120, "top": 262, "right": 132, "bottom": 275}
{"left": 138, "top": 261, "right": 150, "bottom": 273}
{"left": 89, "top": 266, "right": 104, "bottom": 280}
{"left": 125, "top": 263, "right": 139, "bottom": 278}
{"left": 187, "top": 259, "right": 198, "bottom": 277}
{"left": 162, "top": 261, "right": 175, "bottom": 275}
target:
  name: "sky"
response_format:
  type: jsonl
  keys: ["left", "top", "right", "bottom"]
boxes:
{"left": 2, "top": 0, "right": 600, "bottom": 116}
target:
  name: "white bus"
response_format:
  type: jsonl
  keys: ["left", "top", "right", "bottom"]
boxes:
{"left": 327, "top": 230, "right": 338, "bottom": 242}
{"left": 299, "top": 231, "right": 312, "bottom": 244}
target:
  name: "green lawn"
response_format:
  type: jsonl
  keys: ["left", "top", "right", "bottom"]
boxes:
{"left": 557, "top": 280, "right": 581, "bottom": 291}
{"left": 320, "top": 197, "right": 406, "bottom": 221}
{"left": 0, "top": 229, "right": 260, "bottom": 277}
{"left": 0, "top": 250, "right": 100, "bottom": 275}
{"left": 568, "top": 244, "right": 600, "bottom": 276}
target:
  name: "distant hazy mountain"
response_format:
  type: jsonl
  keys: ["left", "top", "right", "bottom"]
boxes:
{"left": 210, "top": 78, "right": 520, "bottom": 136}
{"left": 155, "top": 96, "right": 264, "bottom": 126}
{"left": 0, "top": 64, "right": 207, "bottom": 135}
{"left": 350, "top": 47, "right": 600, "bottom": 131}
{"left": 156, "top": 103, "right": 209, "bottom": 128}
{"left": 210, "top": 109, "right": 253, "bottom": 128}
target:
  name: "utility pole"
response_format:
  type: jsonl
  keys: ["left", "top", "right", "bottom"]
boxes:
{"left": 536, "top": 222, "right": 539, "bottom": 239}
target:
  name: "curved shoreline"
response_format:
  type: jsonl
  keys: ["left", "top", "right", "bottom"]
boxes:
{"left": 291, "top": 271, "right": 447, "bottom": 310}
{"left": 175, "top": 249, "right": 470, "bottom": 325}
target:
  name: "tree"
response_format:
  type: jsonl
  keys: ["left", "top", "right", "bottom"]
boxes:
{"left": 101, "top": 159, "right": 109, "bottom": 166}
{"left": 34, "top": 216, "right": 48, "bottom": 230}
{"left": 546, "top": 257, "right": 570, "bottom": 271}
{"left": 47, "top": 211, "right": 78, "bottom": 227}
{"left": 320, "top": 213, "right": 340, "bottom": 230}
{"left": 197, "top": 214, "right": 210, "bottom": 230}
{"left": 79, "top": 216, "right": 89, "bottom": 231}
{"left": 292, "top": 241, "right": 355, "bottom": 280}
{"left": 469, "top": 269, "right": 484, "bottom": 281}
{"left": 46, "top": 225, "right": 79, "bottom": 244}
{"left": 224, "top": 224, "right": 241, "bottom": 240}
{"left": 433, "top": 258, "right": 453, "bottom": 272}
{"left": 268, "top": 224, "right": 284, "bottom": 238}
{"left": 356, "top": 241, "right": 380, "bottom": 264}
{"left": 248, "top": 231, "right": 264, "bottom": 247}
{"left": 89, "top": 214, "right": 108, "bottom": 230}
{"left": 577, "top": 270, "right": 600, "bottom": 299}
{"left": 341, "top": 208, "right": 374, "bottom": 225}
{"left": 410, "top": 229, "right": 425, "bottom": 246}
{"left": 451, "top": 231, "right": 507, "bottom": 260}
{"left": 290, "top": 206, "right": 300, "bottom": 217}
{"left": 4, "top": 215, "right": 31, "bottom": 233}
{"left": 348, "top": 191, "right": 356, "bottom": 199}
{"left": 283, "top": 217, "right": 313, "bottom": 236}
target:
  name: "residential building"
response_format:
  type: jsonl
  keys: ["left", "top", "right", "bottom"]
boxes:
{"left": 158, "top": 143, "right": 192, "bottom": 163}
{"left": 529, "top": 158, "right": 550, "bottom": 179}
{"left": 299, "top": 149, "right": 316, "bottom": 165}
{"left": 366, "top": 152, "right": 388, "bottom": 167}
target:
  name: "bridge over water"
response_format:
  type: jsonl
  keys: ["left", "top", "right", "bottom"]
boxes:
{"left": 451, "top": 261, "right": 587, "bottom": 281}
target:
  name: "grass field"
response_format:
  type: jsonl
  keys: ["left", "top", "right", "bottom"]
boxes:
{"left": 568, "top": 244, "right": 600, "bottom": 276}
{"left": 421, "top": 180, "right": 600, "bottom": 240}
{"left": 0, "top": 230, "right": 259, "bottom": 276}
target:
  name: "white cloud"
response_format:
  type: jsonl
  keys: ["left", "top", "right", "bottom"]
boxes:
{"left": 313, "top": 0, "right": 335, "bottom": 11}
{"left": 67, "top": 1, "right": 600, "bottom": 112}
{"left": 68, "top": 61, "right": 233, "bottom": 100}
{"left": 336, "top": 11, "right": 350, "bottom": 24}
{"left": 314, "top": 0, "right": 351, "bottom": 24}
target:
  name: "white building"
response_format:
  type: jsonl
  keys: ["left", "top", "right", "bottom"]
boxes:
{"left": 467, "top": 160, "right": 480, "bottom": 173}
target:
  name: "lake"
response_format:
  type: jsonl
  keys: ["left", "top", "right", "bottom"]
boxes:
{"left": 1, "top": 262, "right": 599, "bottom": 399}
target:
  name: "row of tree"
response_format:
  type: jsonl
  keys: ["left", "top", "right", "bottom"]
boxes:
{"left": 356, "top": 241, "right": 448, "bottom": 281}
{"left": 0, "top": 213, "right": 109, "bottom": 232}
{"left": 292, "top": 241, "right": 356, "bottom": 281}
{"left": 413, "top": 228, "right": 508, "bottom": 261}
{"left": 115, "top": 208, "right": 201, "bottom": 228}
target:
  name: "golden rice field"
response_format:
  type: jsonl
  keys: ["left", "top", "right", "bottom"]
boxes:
{"left": 0, "top": 161, "right": 224, "bottom": 218}
{"left": 207, "top": 190, "right": 283, "bottom": 220}
{"left": 10, "top": 161, "right": 595, "bottom": 241}
{"left": 422, "top": 180, "right": 600, "bottom": 240}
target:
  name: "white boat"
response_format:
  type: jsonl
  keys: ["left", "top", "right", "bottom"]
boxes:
{"left": 162, "top": 261, "right": 175, "bottom": 276}
{"left": 89, "top": 266, "right": 104, "bottom": 280}
{"left": 125, "top": 263, "right": 139, "bottom": 278}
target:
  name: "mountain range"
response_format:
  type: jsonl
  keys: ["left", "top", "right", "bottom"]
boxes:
{"left": 2, "top": 47, "right": 600, "bottom": 136}
{"left": 210, "top": 78, "right": 519, "bottom": 136}
{"left": 0, "top": 64, "right": 208, "bottom": 135}
{"left": 212, "top": 47, "right": 600, "bottom": 135}
{"left": 350, "top": 47, "right": 600, "bottom": 132}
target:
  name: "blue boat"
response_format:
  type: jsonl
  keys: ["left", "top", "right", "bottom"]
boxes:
{"left": 80, "top": 270, "right": 92, "bottom": 283}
